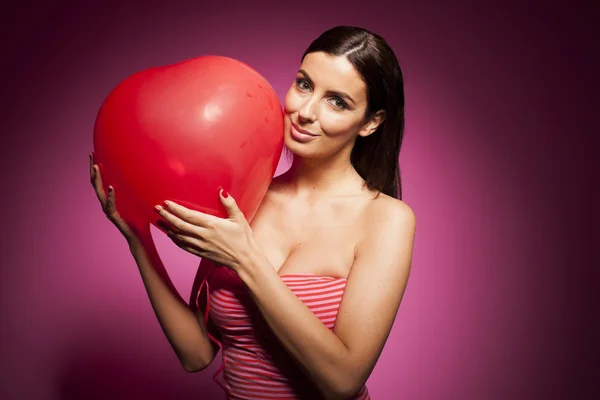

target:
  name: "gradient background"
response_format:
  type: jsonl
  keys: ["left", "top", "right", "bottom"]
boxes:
{"left": 1, "top": 0, "right": 597, "bottom": 399}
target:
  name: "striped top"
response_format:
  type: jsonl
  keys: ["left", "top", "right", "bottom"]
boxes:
{"left": 195, "top": 266, "right": 371, "bottom": 400}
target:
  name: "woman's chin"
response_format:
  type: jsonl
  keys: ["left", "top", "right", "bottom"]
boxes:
{"left": 284, "top": 136, "right": 313, "bottom": 156}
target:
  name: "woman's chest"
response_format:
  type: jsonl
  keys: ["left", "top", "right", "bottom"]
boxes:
{"left": 249, "top": 199, "right": 367, "bottom": 278}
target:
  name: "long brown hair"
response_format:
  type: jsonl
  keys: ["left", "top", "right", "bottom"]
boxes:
{"left": 297, "top": 26, "right": 406, "bottom": 199}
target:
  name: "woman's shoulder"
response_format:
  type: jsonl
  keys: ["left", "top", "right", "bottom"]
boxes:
{"left": 363, "top": 191, "right": 416, "bottom": 232}
{"left": 350, "top": 192, "right": 416, "bottom": 263}
{"left": 370, "top": 191, "right": 414, "bottom": 215}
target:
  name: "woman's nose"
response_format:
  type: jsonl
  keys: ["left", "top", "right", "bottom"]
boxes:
{"left": 298, "top": 97, "right": 317, "bottom": 123}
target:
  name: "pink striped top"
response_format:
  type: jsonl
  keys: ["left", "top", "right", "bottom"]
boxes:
{"left": 195, "top": 266, "right": 371, "bottom": 400}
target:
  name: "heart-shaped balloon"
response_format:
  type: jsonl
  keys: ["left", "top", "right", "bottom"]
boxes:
{"left": 93, "top": 55, "right": 284, "bottom": 228}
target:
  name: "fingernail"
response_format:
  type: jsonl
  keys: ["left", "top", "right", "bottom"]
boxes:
{"left": 108, "top": 186, "right": 113, "bottom": 192}
{"left": 222, "top": 190, "right": 229, "bottom": 198}
{"left": 154, "top": 205, "right": 162, "bottom": 213}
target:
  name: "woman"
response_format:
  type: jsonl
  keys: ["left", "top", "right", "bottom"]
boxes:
{"left": 90, "top": 26, "right": 416, "bottom": 400}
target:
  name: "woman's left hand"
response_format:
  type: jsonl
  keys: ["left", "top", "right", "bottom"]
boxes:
{"left": 154, "top": 189, "right": 257, "bottom": 272}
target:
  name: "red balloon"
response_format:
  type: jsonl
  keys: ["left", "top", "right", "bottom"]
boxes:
{"left": 93, "top": 55, "right": 284, "bottom": 229}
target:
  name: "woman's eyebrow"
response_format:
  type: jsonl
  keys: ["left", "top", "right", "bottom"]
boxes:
{"left": 297, "top": 69, "right": 356, "bottom": 105}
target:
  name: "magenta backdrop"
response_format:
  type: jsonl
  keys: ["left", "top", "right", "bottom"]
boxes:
{"left": 1, "top": 1, "right": 597, "bottom": 399}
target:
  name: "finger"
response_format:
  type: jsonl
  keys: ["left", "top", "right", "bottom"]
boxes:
{"left": 156, "top": 219, "right": 177, "bottom": 235}
{"left": 167, "top": 230, "right": 183, "bottom": 243}
{"left": 169, "top": 233, "right": 209, "bottom": 258}
{"left": 91, "top": 163, "right": 108, "bottom": 208}
{"left": 219, "top": 189, "right": 244, "bottom": 221}
{"left": 160, "top": 201, "right": 218, "bottom": 229}
{"left": 163, "top": 225, "right": 193, "bottom": 247}
{"left": 90, "top": 153, "right": 98, "bottom": 190}
{"left": 105, "top": 185, "right": 117, "bottom": 218}
{"left": 89, "top": 153, "right": 94, "bottom": 182}
{"left": 155, "top": 205, "right": 204, "bottom": 236}
{"left": 89, "top": 152, "right": 99, "bottom": 185}
{"left": 104, "top": 186, "right": 135, "bottom": 238}
{"left": 174, "top": 241, "right": 206, "bottom": 259}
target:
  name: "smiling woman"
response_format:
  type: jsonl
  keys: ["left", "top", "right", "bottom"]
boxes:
{"left": 282, "top": 27, "right": 405, "bottom": 200}
{"left": 90, "top": 25, "right": 415, "bottom": 400}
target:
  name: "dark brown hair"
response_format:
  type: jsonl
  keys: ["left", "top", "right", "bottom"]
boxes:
{"left": 294, "top": 26, "right": 406, "bottom": 199}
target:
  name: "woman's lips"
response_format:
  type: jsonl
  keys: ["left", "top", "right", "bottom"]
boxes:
{"left": 290, "top": 122, "right": 319, "bottom": 143}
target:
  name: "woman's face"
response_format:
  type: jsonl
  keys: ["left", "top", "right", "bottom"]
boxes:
{"left": 283, "top": 51, "right": 380, "bottom": 159}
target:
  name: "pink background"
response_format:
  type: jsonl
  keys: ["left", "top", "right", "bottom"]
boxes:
{"left": 1, "top": 0, "right": 597, "bottom": 399}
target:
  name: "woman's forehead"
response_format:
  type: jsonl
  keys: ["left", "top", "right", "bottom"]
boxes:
{"left": 299, "top": 52, "right": 367, "bottom": 102}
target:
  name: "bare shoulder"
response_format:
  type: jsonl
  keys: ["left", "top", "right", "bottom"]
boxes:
{"left": 372, "top": 192, "right": 415, "bottom": 217}
{"left": 360, "top": 192, "right": 416, "bottom": 243}
{"left": 350, "top": 191, "right": 416, "bottom": 285}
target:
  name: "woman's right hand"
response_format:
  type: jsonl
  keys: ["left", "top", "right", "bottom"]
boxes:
{"left": 89, "top": 152, "right": 140, "bottom": 244}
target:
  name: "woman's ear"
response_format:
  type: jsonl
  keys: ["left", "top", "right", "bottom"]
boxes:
{"left": 358, "top": 110, "right": 386, "bottom": 137}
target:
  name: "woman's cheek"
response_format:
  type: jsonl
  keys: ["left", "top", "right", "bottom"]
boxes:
{"left": 317, "top": 112, "right": 346, "bottom": 137}
{"left": 283, "top": 88, "right": 300, "bottom": 114}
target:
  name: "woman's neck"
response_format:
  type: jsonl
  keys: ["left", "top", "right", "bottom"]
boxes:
{"left": 284, "top": 153, "right": 363, "bottom": 198}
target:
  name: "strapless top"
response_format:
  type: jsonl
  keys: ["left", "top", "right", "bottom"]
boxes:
{"left": 195, "top": 266, "right": 371, "bottom": 400}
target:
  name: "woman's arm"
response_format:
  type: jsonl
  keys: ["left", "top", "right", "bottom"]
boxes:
{"left": 128, "top": 230, "right": 216, "bottom": 372}
{"left": 89, "top": 154, "right": 216, "bottom": 372}
{"left": 188, "top": 257, "right": 223, "bottom": 365}
{"left": 237, "top": 201, "right": 416, "bottom": 400}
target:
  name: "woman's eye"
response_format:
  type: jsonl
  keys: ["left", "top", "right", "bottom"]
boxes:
{"left": 296, "top": 79, "right": 310, "bottom": 91}
{"left": 330, "top": 97, "right": 348, "bottom": 109}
